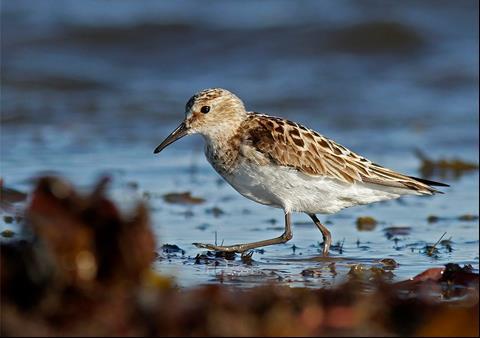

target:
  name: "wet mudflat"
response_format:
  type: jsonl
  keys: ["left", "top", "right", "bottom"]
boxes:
{"left": 1, "top": 0, "right": 479, "bottom": 289}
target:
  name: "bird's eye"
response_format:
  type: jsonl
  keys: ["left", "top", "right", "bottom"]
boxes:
{"left": 200, "top": 106, "right": 210, "bottom": 114}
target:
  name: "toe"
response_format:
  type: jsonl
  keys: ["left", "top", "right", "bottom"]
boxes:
{"left": 193, "top": 242, "right": 218, "bottom": 251}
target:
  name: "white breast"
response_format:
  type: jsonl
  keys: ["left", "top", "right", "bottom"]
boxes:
{"left": 217, "top": 159, "right": 412, "bottom": 214}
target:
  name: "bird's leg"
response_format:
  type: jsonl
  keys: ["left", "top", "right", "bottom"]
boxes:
{"left": 193, "top": 212, "right": 293, "bottom": 253}
{"left": 309, "top": 214, "right": 331, "bottom": 256}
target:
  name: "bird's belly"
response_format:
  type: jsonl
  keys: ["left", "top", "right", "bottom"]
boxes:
{"left": 221, "top": 163, "right": 286, "bottom": 209}
{"left": 219, "top": 161, "right": 403, "bottom": 214}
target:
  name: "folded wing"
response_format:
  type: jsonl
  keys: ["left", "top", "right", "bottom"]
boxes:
{"left": 241, "top": 114, "right": 448, "bottom": 195}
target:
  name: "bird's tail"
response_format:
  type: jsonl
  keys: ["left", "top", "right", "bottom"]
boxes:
{"left": 408, "top": 176, "right": 449, "bottom": 194}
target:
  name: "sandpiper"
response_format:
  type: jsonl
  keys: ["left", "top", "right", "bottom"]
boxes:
{"left": 154, "top": 88, "right": 448, "bottom": 256}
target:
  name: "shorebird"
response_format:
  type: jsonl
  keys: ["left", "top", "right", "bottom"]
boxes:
{"left": 154, "top": 88, "right": 448, "bottom": 256}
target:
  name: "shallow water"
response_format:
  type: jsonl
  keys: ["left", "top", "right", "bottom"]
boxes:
{"left": 1, "top": 0, "right": 479, "bottom": 287}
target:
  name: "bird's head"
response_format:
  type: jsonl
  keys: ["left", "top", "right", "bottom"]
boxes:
{"left": 154, "top": 88, "right": 247, "bottom": 154}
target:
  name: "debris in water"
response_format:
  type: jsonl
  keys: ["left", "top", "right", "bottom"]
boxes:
{"left": 126, "top": 181, "right": 139, "bottom": 190}
{"left": 458, "top": 214, "right": 479, "bottom": 221}
{"left": 1, "top": 229, "right": 15, "bottom": 238}
{"left": 161, "top": 244, "right": 185, "bottom": 255}
{"left": 215, "top": 250, "right": 236, "bottom": 261}
{"left": 301, "top": 268, "right": 323, "bottom": 278}
{"left": 195, "top": 223, "right": 210, "bottom": 231}
{"left": 163, "top": 191, "right": 205, "bottom": 205}
{"left": 241, "top": 251, "right": 254, "bottom": 264}
{"left": 348, "top": 264, "right": 394, "bottom": 281}
{"left": 395, "top": 263, "right": 478, "bottom": 296}
{"left": 379, "top": 258, "right": 399, "bottom": 269}
{"left": 356, "top": 216, "right": 377, "bottom": 231}
{"left": 266, "top": 218, "right": 277, "bottom": 225}
{"left": 330, "top": 238, "right": 345, "bottom": 254}
{"left": 425, "top": 232, "right": 447, "bottom": 257}
{"left": 440, "top": 238, "right": 453, "bottom": 252}
{"left": 384, "top": 226, "right": 411, "bottom": 240}
{"left": 205, "top": 206, "right": 224, "bottom": 217}
{"left": 415, "top": 149, "right": 478, "bottom": 179}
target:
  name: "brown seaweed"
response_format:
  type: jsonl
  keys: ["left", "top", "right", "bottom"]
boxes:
{"left": 415, "top": 149, "right": 478, "bottom": 179}
{"left": 162, "top": 191, "right": 205, "bottom": 205}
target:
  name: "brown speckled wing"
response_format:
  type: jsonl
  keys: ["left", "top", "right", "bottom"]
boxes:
{"left": 240, "top": 113, "right": 437, "bottom": 194}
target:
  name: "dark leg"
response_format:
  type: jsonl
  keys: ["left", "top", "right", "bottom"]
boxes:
{"left": 193, "top": 212, "right": 293, "bottom": 253}
{"left": 309, "top": 214, "right": 331, "bottom": 256}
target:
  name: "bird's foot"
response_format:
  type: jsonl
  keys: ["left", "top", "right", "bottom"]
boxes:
{"left": 193, "top": 242, "right": 244, "bottom": 253}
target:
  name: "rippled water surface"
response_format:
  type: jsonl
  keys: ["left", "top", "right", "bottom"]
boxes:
{"left": 1, "top": 0, "right": 479, "bottom": 287}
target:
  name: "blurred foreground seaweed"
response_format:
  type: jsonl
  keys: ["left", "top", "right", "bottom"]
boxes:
{"left": 1, "top": 176, "right": 478, "bottom": 336}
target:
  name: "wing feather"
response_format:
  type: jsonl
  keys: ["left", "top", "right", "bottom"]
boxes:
{"left": 240, "top": 114, "right": 445, "bottom": 194}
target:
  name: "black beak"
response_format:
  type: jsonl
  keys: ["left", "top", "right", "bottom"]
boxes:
{"left": 153, "top": 122, "right": 189, "bottom": 154}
